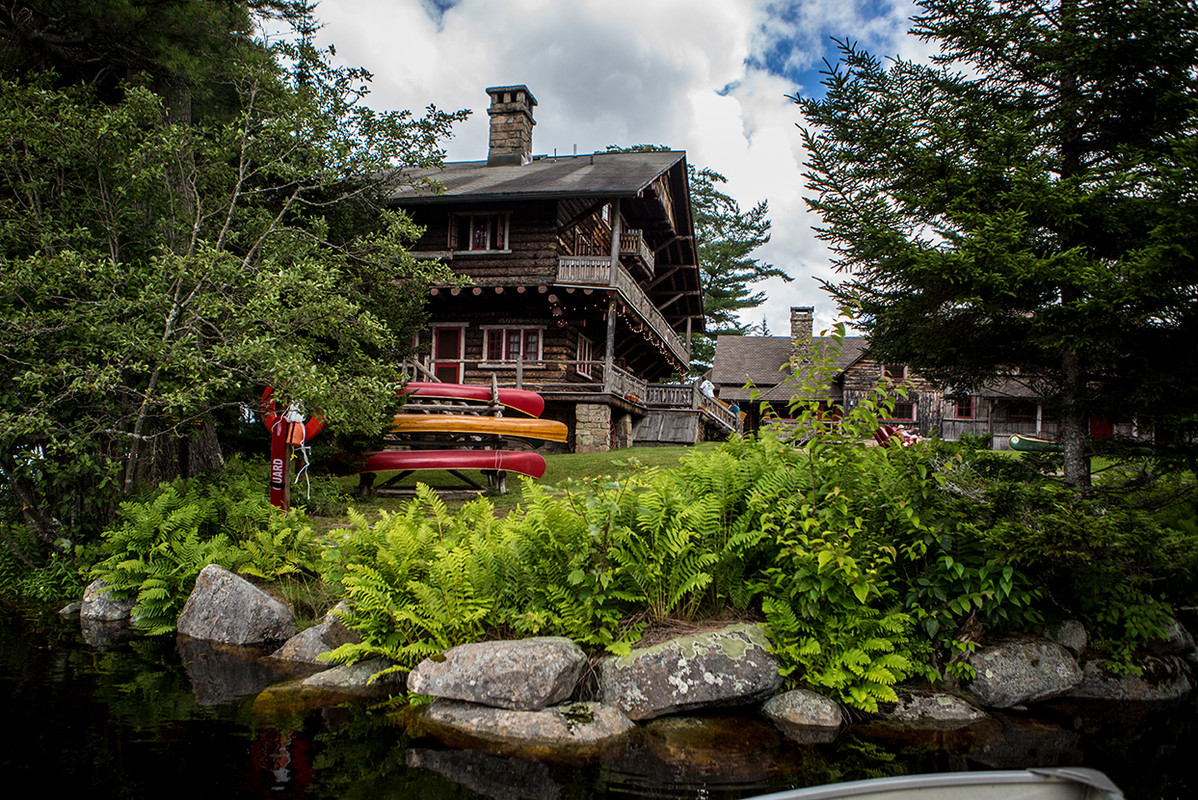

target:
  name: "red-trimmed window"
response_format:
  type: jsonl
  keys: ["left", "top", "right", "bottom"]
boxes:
{"left": 449, "top": 212, "right": 509, "bottom": 252}
{"left": 889, "top": 400, "right": 915, "bottom": 421}
{"left": 954, "top": 397, "right": 974, "bottom": 419}
{"left": 483, "top": 327, "right": 542, "bottom": 362}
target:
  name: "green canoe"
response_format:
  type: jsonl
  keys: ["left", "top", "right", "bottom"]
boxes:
{"left": 1009, "top": 434, "right": 1064, "bottom": 452}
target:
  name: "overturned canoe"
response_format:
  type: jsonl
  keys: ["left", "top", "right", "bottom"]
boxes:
{"left": 400, "top": 381, "right": 545, "bottom": 418}
{"left": 356, "top": 449, "right": 547, "bottom": 479}
{"left": 1009, "top": 434, "right": 1064, "bottom": 453}
{"left": 391, "top": 413, "right": 568, "bottom": 443}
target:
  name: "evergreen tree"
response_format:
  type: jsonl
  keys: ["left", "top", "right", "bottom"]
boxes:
{"left": 689, "top": 166, "right": 785, "bottom": 370}
{"left": 798, "top": 0, "right": 1198, "bottom": 487}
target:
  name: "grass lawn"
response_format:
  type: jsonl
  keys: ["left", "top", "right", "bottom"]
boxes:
{"left": 323, "top": 442, "right": 721, "bottom": 519}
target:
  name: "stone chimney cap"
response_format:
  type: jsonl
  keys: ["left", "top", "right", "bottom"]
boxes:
{"left": 485, "top": 85, "right": 538, "bottom": 107}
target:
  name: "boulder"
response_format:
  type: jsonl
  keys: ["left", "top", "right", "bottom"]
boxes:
{"left": 300, "top": 657, "right": 407, "bottom": 694}
{"left": 1042, "top": 620, "right": 1087, "bottom": 658}
{"left": 595, "top": 623, "right": 782, "bottom": 721}
{"left": 1068, "top": 655, "right": 1193, "bottom": 702}
{"left": 965, "top": 635, "right": 1082, "bottom": 708}
{"left": 419, "top": 699, "right": 635, "bottom": 761}
{"left": 176, "top": 564, "right": 296, "bottom": 645}
{"left": 408, "top": 636, "right": 587, "bottom": 711}
{"left": 252, "top": 657, "right": 407, "bottom": 717}
{"left": 1147, "top": 616, "right": 1196, "bottom": 658}
{"left": 80, "top": 579, "right": 135, "bottom": 622}
{"left": 269, "top": 601, "right": 361, "bottom": 665}
{"left": 853, "top": 691, "right": 1000, "bottom": 749}
{"left": 761, "top": 689, "right": 843, "bottom": 744}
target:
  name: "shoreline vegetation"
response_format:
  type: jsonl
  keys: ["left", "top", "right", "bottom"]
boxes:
{"left": 5, "top": 376, "right": 1196, "bottom": 713}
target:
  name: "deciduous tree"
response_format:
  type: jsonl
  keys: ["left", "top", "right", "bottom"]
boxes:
{"left": 0, "top": 3, "right": 465, "bottom": 547}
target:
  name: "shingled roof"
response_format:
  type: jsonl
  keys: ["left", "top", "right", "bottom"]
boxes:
{"left": 387, "top": 150, "right": 688, "bottom": 204}
{"left": 711, "top": 334, "right": 870, "bottom": 401}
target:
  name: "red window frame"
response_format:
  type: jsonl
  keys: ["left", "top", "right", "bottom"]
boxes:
{"left": 954, "top": 397, "right": 974, "bottom": 419}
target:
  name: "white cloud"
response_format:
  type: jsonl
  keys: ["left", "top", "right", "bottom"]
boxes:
{"left": 309, "top": 0, "right": 921, "bottom": 334}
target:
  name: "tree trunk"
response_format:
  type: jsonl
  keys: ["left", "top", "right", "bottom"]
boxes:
{"left": 1060, "top": 343, "right": 1091, "bottom": 490}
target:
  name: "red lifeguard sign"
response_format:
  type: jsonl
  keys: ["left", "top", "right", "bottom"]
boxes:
{"left": 261, "top": 387, "right": 324, "bottom": 510}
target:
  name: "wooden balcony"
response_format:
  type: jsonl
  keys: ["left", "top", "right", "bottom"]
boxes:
{"left": 619, "top": 229, "right": 654, "bottom": 279}
{"left": 557, "top": 256, "right": 688, "bottom": 365}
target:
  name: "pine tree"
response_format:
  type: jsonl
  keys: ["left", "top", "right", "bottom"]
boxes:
{"left": 798, "top": 0, "right": 1198, "bottom": 487}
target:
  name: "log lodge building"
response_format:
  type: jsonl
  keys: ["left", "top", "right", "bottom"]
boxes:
{"left": 388, "top": 85, "right": 738, "bottom": 452}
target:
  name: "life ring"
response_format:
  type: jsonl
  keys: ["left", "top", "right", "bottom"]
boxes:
{"left": 260, "top": 386, "right": 325, "bottom": 441}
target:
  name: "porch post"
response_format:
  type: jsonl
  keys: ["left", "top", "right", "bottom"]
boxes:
{"left": 608, "top": 198, "right": 622, "bottom": 286}
{"left": 604, "top": 294, "right": 616, "bottom": 393}
{"left": 685, "top": 316, "right": 693, "bottom": 366}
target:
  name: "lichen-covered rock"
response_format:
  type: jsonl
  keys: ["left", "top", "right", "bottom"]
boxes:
{"left": 177, "top": 564, "right": 296, "bottom": 645}
{"left": 268, "top": 601, "right": 361, "bottom": 665}
{"left": 965, "top": 635, "right": 1082, "bottom": 708}
{"left": 1068, "top": 655, "right": 1193, "bottom": 702}
{"left": 595, "top": 623, "right": 782, "bottom": 721}
{"left": 80, "top": 579, "right": 135, "bottom": 622}
{"left": 762, "top": 689, "right": 843, "bottom": 743}
{"left": 408, "top": 637, "right": 586, "bottom": 711}
{"left": 420, "top": 699, "right": 635, "bottom": 761}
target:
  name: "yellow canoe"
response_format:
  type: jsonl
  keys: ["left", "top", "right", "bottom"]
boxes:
{"left": 391, "top": 414, "right": 569, "bottom": 443}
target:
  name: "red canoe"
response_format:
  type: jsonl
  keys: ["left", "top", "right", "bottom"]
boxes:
{"left": 356, "top": 449, "right": 547, "bottom": 479}
{"left": 400, "top": 381, "right": 545, "bottom": 418}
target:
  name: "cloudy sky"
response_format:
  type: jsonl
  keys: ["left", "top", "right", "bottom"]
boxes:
{"left": 306, "top": 0, "right": 933, "bottom": 335}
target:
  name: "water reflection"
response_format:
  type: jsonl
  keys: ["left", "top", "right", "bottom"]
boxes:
{"left": 2, "top": 606, "right": 1195, "bottom": 800}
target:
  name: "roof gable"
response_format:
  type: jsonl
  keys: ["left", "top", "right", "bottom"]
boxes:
{"left": 387, "top": 150, "right": 687, "bottom": 204}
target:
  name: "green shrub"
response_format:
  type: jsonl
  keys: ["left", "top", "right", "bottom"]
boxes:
{"left": 91, "top": 460, "right": 319, "bottom": 634}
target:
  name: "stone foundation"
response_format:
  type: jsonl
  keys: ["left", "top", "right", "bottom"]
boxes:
{"left": 574, "top": 403, "right": 612, "bottom": 453}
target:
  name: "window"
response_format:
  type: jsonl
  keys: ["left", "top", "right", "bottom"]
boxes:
{"left": 883, "top": 364, "right": 907, "bottom": 380}
{"left": 953, "top": 397, "right": 974, "bottom": 419}
{"left": 576, "top": 334, "right": 594, "bottom": 378}
{"left": 889, "top": 400, "right": 915, "bottom": 421}
{"left": 431, "top": 326, "right": 465, "bottom": 384}
{"left": 449, "top": 212, "right": 509, "bottom": 252}
{"left": 483, "top": 326, "right": 542, "bottom": 362}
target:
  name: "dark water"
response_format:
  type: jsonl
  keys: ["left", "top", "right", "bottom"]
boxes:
{"left": 2, "top": 605, "right": 1195, "bottom": 800}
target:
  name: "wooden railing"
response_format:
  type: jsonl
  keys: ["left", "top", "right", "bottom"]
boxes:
{"left": 619, "top": 229, "right": 654, "bottom": 277}
{"left": 646, "top": 382, "right": 743, "bottom": 435}
{"left": 403, "top": 357, "right": 647, "bottom": 402}
{"left": 557, "top": 256, "right": 688, "bottom": 364}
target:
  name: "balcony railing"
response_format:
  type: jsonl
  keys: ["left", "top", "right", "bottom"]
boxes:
{"left": 557, "top": 256, "right": 688, "bottom": 364}
{"left": 620, "top": 229, "right": 654, "bottom": 278}
{"left": 403, "top": 357, "right": 647, "bottom": 402}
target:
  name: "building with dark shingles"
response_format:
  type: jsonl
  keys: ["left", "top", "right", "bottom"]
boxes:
{"left": 388, "top": 86, "right": 737, "bottom": 452}
{"left": 710, "top": 307, "right": 1120, "bottom": 448}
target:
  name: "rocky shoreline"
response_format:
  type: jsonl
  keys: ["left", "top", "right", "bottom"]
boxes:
{"left": 69, "top": 564, "right": 1198, "bottom": 763}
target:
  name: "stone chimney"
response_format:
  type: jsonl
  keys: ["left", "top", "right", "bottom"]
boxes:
{"left": 790, "top": 306, "right": 814, "bottom": 362}
{"left": 486, "top": 85, "right": 537, "bottom": 166}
